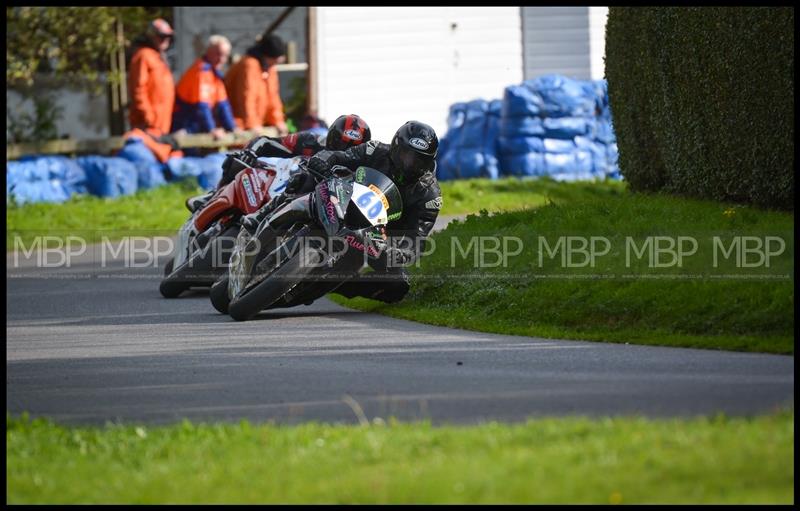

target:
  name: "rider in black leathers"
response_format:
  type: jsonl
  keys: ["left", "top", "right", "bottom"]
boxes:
{"left": 243, "top": 120, "right": 443, "bottom": 303}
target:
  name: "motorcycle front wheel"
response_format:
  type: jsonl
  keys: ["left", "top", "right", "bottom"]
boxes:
{"left": 209, "top": 276, "right": 231, "bottom": 314}
{"left": 227, "top": 239, "right": 322, "bottom": 321}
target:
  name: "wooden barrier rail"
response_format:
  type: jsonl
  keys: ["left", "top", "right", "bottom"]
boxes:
{"left": 6, "top": 127, "right": 279, "bottom": 160}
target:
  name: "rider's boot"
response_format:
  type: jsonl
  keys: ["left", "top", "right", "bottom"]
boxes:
{"left": 241, "top": 193, "right": 293, "bottom": 233}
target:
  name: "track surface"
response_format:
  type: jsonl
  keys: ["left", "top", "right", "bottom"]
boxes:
{"left": 6, "top": 232, "right": 794, "bottom": 425}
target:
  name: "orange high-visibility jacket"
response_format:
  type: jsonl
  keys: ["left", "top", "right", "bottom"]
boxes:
{"left": 173, "top": 58, "right": 236, "bottom": 133}
{"left": 128, "top": 46, "right": 175, "bottom": 135}
{"left": 224, "top": 55, "right": 285, "bottom": 130}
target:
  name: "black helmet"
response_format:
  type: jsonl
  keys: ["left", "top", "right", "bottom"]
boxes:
{"left": 326, "top": 114, "right": 371, "bottom": 151}
{"left": 389, "top": 120, "right": 438, "bottom": 184}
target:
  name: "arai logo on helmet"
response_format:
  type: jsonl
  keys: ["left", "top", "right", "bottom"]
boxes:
{"left": 343, "top": 129, "right": 362, "bottom": 140}
{"left": 408, "top": 138, "right": 429, "bottom": 151}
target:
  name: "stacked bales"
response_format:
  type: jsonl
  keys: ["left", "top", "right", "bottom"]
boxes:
{"left": 75, "top": 156, "right": 139, "bottom": 198}
{"left": 436, "top": 99, "right": 502, "bottom": 180}
{"left": 116, "top": 138, "right": 168, "bottom": 190}
{"left": 7, "top": 148, "right": 231, "bottom": 204}
{"left": 165, "top": 152, "right": 226, "bottom": 191}
{"left": 436, "top": 74, "right": 621, "bottom": 182}
{"left": 6, "top": 156, "right": 87, "bottom": 205}
{"left": 497, "top": 74, "right": 619, "bottom": 180}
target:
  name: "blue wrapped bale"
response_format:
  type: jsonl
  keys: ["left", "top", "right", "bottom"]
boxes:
{"left": 543, "top": 151, "right": 594, "bottom": 177}
{"left": 497, "top": 136, "right": 544, "bottom": 156}
{"left": 575, "top": 136, "right": 610, "bottom": 176}
{"left": 500, "top": 152, "right": 545, "bottom": 177}
{"left": 592, "top": 117, "right": 617, "bottom": 144}
{"left": 501, "top": 84, "right": 543, "bottom": 118}
{"left": 498, "top": 116, "right": 545, "bottom": 138}
{"left": 542, "top": 138, "right": 577, "bottom": 154}
{"left": 453, "top": 100, "right": 490, "bottom": 179}
{"left": 76, "top": 156, "right": 138, "bottom": 198}
{"left": 116, "top": 139, "right": 167, "bottom": 190}
{"left": 435, "top": 102, "right": 467, "bottom": 181}
{"left": 459, "top": 100, "right": 488, "bottom": 149}
{"left": 7, "top": 180, "right": 70, "bottom": 205}
{"left": 541, "top": 117, "right": 591, "bottom": 139}
{"left": 482, "top": 99, "right": 502, "bottom": 180}
{"left": 525, "top": 74, "right": 599, "bottom": 118}
{"left": 6, "top": 156, "right": 88, "bottom": 204}
{"left": 436, "top": 100, "right": 499, "bottom": 180}
{"left": 166, "top": 157, "right": 204, "bottom": 179}
{"left": 198, "top": 152, "right": 226, "bottom": 190}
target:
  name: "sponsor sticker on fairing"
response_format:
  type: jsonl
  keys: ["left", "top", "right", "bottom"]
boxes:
{"left": 368, "top": 184, "right": 390, "bottom": 210}
{"left": 242, "top": 175, "right": 258, "bottom": 207}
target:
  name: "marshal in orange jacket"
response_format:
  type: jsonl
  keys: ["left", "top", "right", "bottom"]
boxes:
{"left": 173, "top": 58, "right": 236, "bottom": 133}
{"left": 127, "top": 46, "right": 175, "bottom": 135}
{"left": 224, "top": 54, "right": 285, "bottom": 130}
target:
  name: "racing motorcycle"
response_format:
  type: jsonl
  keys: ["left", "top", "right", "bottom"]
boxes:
{"left": 159, "top": 150, "right": 304, "bottom": 298}
{"left": 209, "top": 165, "right": 403, "bottom": 321}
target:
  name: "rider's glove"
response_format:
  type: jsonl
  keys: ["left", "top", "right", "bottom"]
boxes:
{"left": 306, "top": 154, "right": 331, "bottom": 177}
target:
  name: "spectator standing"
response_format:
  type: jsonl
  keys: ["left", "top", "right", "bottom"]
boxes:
{"left": 224, "top": 33, "right": 288, "bottom": 135}
{"left": 172, "top": 35, "right": 238, "bottom": 139}
{"left": 127, "top": 18, "right": 175, "bottom": 136}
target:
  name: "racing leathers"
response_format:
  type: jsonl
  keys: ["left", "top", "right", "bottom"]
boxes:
{"left": 263, "top": 139, "right": 443, "bottom": 303}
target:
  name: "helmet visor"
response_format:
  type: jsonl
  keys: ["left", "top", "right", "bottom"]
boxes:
{"left": 394, "top": 145, "right": 434, "bottom": 180}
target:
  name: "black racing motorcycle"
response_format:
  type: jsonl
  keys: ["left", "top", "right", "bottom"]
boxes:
{"left": 209, "top": 165, "right": 403, "bottom": 321}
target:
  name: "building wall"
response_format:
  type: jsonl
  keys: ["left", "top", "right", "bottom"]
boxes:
{"left": 522, "top": 6, "right": 592, "bottom": 80}
{"left": 315, "top": 6, "right": 523, "bottom": 142}
{"left": 588, "top": 7, "right": 609, "bottom": 80}
{"left": 6, "top": 81, "right": 111, "bottom": 142}
{"left": 173, "top": 6, "right": 309, "bottom": 106}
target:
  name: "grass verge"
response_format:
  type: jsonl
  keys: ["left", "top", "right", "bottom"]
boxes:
{"left": 437, "top": 177, "right": 626, "bottom": 216}
{"left": 6, "top": 410, "right": 793, "bottom": 504}
{"left": 331, "top": 187, "right": 794, "bottom": 354}
{"left": 6, "top": 177, "right": 623, "bottom": 250}
{"left": 6, "top": 179, "right": 203, "bottom": 250}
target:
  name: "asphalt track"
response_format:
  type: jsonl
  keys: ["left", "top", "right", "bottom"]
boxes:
{"left": 6, "top": 221, "right": 794, "bottom": 425}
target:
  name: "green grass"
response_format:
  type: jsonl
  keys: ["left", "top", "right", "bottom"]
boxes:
{"left": 438, "top": 176, "right": 625, "bottom": 216}
{"left": 6, "top": 410, "right": 793, "bottom": 504}
{"left": 332, "top": 184, "right": 794, "bottom": 354}
{"left": 6, "top": 179, "right": 203, "bottom": 250}
{"left": 5, "top": 177, "right": 622, "bottom": 250}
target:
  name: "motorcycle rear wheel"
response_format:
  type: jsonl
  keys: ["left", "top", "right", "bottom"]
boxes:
{"left": 159, "top": 226, "right": 238, "bottom": 298}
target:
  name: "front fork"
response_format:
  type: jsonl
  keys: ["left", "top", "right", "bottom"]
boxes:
{"left": 228, "top": 194, "right": 313, "bottom": 299}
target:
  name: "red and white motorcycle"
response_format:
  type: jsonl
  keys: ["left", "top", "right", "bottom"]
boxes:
{"left": 159, "top": 155, "right": 303, "bottom": 298}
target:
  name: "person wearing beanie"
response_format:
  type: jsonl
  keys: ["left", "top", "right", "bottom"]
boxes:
{"left": 127, "top": 18, "right": 176, "bottom": 136}
{"left": 224, "top": 33, "right": 288, "bottom": 135}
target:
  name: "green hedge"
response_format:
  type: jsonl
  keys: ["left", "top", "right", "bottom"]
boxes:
{"left": 605, "top": 7, "right": 794, "bottom": 210}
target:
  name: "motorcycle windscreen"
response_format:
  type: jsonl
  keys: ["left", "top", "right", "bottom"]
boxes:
{"left": 351, "top": 166, "right": 403, "bottom": 225}
{"left": 257, "top": 155, "right": 304, "bottom": 198}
